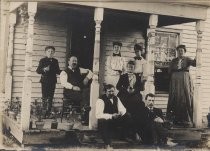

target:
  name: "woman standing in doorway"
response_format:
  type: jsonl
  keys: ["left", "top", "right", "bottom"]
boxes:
{"left": 166, "top": 45, "right": 196, "bottom": 127}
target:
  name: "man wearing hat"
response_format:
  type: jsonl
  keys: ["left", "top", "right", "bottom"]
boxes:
{"left": 105, "top": 41, "right": 125, "bottom": 87}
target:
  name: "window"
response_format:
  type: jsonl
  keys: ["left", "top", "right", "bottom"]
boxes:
{"left": 154, "top": 29, "right": 180, "bottom": 93}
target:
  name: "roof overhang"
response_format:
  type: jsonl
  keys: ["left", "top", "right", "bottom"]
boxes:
{"left": 60, "top": 1, "right": 208, "bottom": 21}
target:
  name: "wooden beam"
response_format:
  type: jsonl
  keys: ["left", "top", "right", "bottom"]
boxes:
{"left": 5, "top": 12, "right": 16, "bottom": 102}
{"left": 194, "top": 20, "right": 205, "bottom": 128}
{"left": 21, "top": 2, "right": 37, "bottom": 131}
{"left": 9, "top": 2, "right": 25, "bottom": 12}
{"left": 89, "top": 7, "right": 104, "bottom": 130}
{"left": 144, "top": 14, "right": 158, "bottom": 96}
{"left": 61, "top": 2, "right": 207, "bottom": 20}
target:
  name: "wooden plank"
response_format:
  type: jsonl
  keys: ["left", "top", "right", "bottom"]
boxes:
{"left": 3, "top": 115, "right": 23, "bottom": 143}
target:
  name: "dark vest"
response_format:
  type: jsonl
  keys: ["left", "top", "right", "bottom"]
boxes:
{"left": 63, "top": 67, "right": 83, "bottom": 97}
{"left": 101, "top": 94, "right": 118, "bottom": 114}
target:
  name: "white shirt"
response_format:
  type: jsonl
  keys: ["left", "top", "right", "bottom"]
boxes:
{"left": 134, "top": 57, "right": 147, "bottom": 76}
{"left": 60, "top": 66, "right": 93, "bottom": 89}
{"left": 95, "top": 96, "right": 126, "bottom": 120}
{"left": 106, "top": 56, "right": 125, "bottom": 75}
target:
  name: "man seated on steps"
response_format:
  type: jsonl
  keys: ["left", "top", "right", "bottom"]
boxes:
{"left": 96, "top": 84, "right": 133, "bottom": 149}
{"left": 142, "top": 93, "right": 168, "bottom": 145}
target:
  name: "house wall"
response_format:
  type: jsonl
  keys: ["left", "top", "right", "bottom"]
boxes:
{"left": 12, "top": 9, "right": 68, "bottom": 103}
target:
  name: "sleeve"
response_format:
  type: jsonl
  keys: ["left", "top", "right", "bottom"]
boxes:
{"left": 116, "top": 75, "right": 124, "bottom": 91}
{"left": 117, "top": 98, "right": 126, "bottom": 116}
{"left": 60, "top": 71, "right": 73, "bottom": 89}
{"left": 36, "top": 59, "right": 45, "bottom": 74}
{"left": 95, "top": 99, "right": 113, "bottom": 120}
{"left": 55, "top": 59, "right": 61, "bottom": 74}
{"left": 105, "top": 56, "right": 112, "bottom": 74}
{"left": 142, "top": 59, "right": 148, "bottom": 77}
{"left": 79, "top": 68, "right": 93, "bottom": 79}
{"left": 187, "top": 57, "right": 196, "bottom": 67}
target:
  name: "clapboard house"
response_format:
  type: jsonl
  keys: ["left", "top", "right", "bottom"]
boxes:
{"left": 1, "top": 1, "right": 210, "bottom": 144}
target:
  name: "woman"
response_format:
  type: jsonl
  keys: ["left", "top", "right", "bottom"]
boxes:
{"left": 166, "top": 45, "right": 196, "bottom": 127}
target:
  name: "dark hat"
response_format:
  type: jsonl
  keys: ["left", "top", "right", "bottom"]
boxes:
{"left": 113, "top": 41, "right": 122, "bottom": 47}
{"left": 127, "top": 60, "right": 135, "bottom": 65}
{"left": 134, "top": 44, "right": 143, "bottom": 51}
{"left": 176, "top": 44, "right": 186, "bottom": 52}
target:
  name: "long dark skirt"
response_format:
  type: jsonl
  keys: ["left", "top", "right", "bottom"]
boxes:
{"left": 167, "top": 71, "right": 194, "bottom": 124}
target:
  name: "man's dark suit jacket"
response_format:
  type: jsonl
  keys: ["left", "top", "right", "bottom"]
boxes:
{"left": 144, "top": 107, "right": 164, "bottom": 122}
{"left": 36, "top": 57, "right": 60, "bottom": 83}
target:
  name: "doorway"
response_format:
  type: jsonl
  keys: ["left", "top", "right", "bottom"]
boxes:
{"left": 67, "top": 8, "right": 95, "bottom": 126}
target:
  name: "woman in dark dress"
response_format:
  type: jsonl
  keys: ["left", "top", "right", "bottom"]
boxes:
{"left": 166, "top": 45, "right": 196, "bottom": 127}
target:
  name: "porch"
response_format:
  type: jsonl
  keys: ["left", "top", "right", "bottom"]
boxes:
{"left": 1, "top": 1, "right": 208, "bottom": 145}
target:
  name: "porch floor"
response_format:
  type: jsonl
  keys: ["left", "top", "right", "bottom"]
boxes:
{"left": 3, "top": 127, "right": 210, "bottom": 150}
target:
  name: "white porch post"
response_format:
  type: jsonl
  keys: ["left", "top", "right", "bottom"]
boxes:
{"left": 0, "top": 1, "right": 10, "bottom": 146}
{"left": 5, "top": 12, "right": 16, "bottom": 102}
{"left": 193, "top": 20, "right": 204, "bottom": 128}
{"left": 21, "top": 2, "right": 37, "bottom": 130}
{"left": 89, "top": 7, "right": 104, "bottom": 130}
{"left": 145, "top": 14, "right": 158, "bottom": 96}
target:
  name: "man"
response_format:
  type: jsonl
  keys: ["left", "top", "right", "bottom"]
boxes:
{"left": 142, "top": 93, "right": 168, "bottom": 145}
{"left": 36, "top": 46, "right": 60, "bottom": 117}
{"left": 105, "top": 41, "right": 125, "bottom": 87}
{"left": 96, "top": 84, "right": 132, "bottom": 149}
{"left": 60, "top": 56, "right": 93, "bottom": 111}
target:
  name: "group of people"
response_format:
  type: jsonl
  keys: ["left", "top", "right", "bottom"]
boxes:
{"left": 36, "top": 41, "right": 196, "bottom": 148}
{"left": 36, "top": 46, "right": 93, "bottom": 122}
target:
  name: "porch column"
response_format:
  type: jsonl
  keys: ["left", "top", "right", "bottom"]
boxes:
{"left": 145, "top": 14, "right": 158, "bottom": 95}
{"left": 193, "top": 20, "right": 204, "bottom": 128}
{"left": 89, "top": 8, "right": 104, "bottom": 129}
{"left": 21, "top": 2, "right": 37, "bottom": 130}
{"left": 0, "top": 1, "right": 10, "bottom": 146}
{"left": 5, "top": 12, "right": 17, "bottom": 101}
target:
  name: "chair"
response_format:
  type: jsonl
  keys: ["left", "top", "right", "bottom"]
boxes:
{"left": 61, "top": 98, "right": 81, "bottom": 122}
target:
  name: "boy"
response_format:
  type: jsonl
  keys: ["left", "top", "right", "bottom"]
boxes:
{"left": 36, "top": 46, "right": 60, "bottom": 117}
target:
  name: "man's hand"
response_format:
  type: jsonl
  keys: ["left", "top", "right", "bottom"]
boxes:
{"left": 112, "top": 113, "right": 121, "bottom": 120}
{"left": 72, "top": 86, "right": 81, "bottom": 91}
{"left": 43, "top": 66, "right": 50, "bottom": 72}
{"left": 83, "top": 77, "right": 89, "bottom": 86}
{"left": 127, "top": 87, "right": 135, "bottom": 94}
{"left": 154, "top": 117, "right": 164, "bottom": 123}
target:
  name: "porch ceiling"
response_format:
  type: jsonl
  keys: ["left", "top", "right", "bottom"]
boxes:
{"left": 37, "top": 2, "right": 201, "bottom": 27}
{"left": 60, "top": 1, "right": 208, "bottom": 21}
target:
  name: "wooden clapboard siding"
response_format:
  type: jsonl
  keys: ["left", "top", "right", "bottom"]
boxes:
{"left": 31, "top": 10, "right": 67, "bottom": 102}
{"left": 99, "top": 31, "right": 145, "bottom": 94}
{"left": 11, "top": 24, "right": 27, "bottom": 99}
{"left": 11, "top": 9, "right": 68, "bottom": 103}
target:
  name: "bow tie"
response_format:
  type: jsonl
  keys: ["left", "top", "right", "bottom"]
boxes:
{"left": 113, "top": 53, "right": 121, "bottom": 57}
{"left": 134, "top": 56, "right": 142, "bottom": 60}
